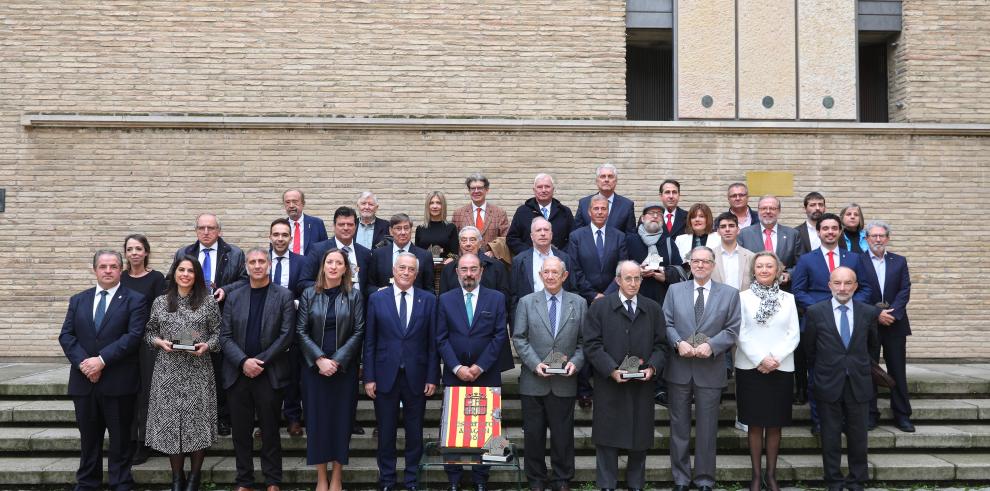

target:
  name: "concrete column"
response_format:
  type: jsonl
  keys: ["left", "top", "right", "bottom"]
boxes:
{"left": 737, "top": 0, "right": 796, "bottom": 119}
{"left": 798, "top": 0, "right": 857, "bottom": 120}
{"left": 676, "top": 0, "right": 737, "bottom": 119}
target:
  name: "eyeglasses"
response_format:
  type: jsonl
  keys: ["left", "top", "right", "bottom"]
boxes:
{"left": 468, "top": 186, "right": 487, "bottom": 192}
{"left": 690, "top": 259, "right": 715, "bottom": 266}
{"left": 457, "top": 266, "right": 481, "bottom": 273}
{"left": 867, "top": 234, "right": 888, "bottom": 240}
{"left": 618, "top": 275, "right": 643, "bottom": 283}
{"left": 758, "top": 206, "right": 780, "bottom": 212}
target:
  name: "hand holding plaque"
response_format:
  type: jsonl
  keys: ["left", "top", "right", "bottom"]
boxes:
{"left": 643, "top": 253, "right": 664, "bottom": 271}
{"left": 619, "top": 355, "right": 646, "bottom": 379}
{"left": 171, "top": 326, "right": 200, "bottom": 352}
{"left": 542, "top": 350, "right": 569, "bottom": 375}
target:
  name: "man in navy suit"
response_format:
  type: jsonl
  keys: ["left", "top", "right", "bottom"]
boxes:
{"left": 302, "top": 206, "right": 372, "bottom": 294}
{"left": 283, "top": 188, "right": 328, "bottom": 255}
{"left": 509, "top": 217, "right": 579, "bottom": 320}
{"left": 437, "top": 254, "right": 508, "bottom": 490}
{"left": 802, "top": 267, "right": 879, "bottom": 491}
{"left": 59, "top": 250, "right": 148, "bottom": 491}
{"left": 862, "top": 221, "right": 915, "bottom": 432}
{"left": 357, "top": 191, "right": 392, "bottom": 250}
{"left": 368, "top": 214, "right": 435, "bottom": 292}
{"left": 574, "top": 163, "right": 637, "bottom": 233}
{"left": 269, "top": 218, "right": 308, "bottom": 437}
{"left": 659, "top": 179, "right": 688, "bottom": 238}
{"left": 566, "top": 194, "right": 628, "bottom": 303}
{"left": 792, "top": 213, "right": 872, "bottom": 434}
{"left": 364, "top": 253, "right": 439, "bottom": 491}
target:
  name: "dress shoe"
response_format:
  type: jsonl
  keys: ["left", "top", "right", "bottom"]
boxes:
{"left": 577, "top": 395, "right": 592, "bottom": 409}
{"left": 170, "top": 472, "right": 186, "bottom": 491}
{"left": 867, "top": 416, "right": 879, "bottom": 431}
{"left": 218, "top": 420, "right": 231, "bottom": 436}
{"left": 655, "top": 390, "right": 669, "bottom": 406}
{"left": 448, "top": 484, "right": 459, "bottom": 491}
{"left": 353, "top": 425, "right": 366, "bottom": 435}
{"left": 380, "top": 486, "right": 394, "bottom": 491}
{"left": 131, "top": 444, "right": 151, "bottom": 466}
{"left": 184, "top": 471, "right": 201, "bottom": 491}
{"left": 288, "top": 420, "right": 304, "bottom": 436}
{"left": 373, "top": 427, "right": 379, "bottom": 437}
{"left": 557, "top": 483, "right": 570, "bottom": 491}
{"left": 599, "top": 488, "right": 615, "bottom": 491}
{"left": 671, "top": 486, "right": 689, "bottom": 491}
{"left": 896, "top": 418, "right": 916, "bottom": 433}
{"left": 266, "top": 486, "right": 280, "bottom": 491}
{"left": 811, "top": 423, "right": 821, "bottom": 436}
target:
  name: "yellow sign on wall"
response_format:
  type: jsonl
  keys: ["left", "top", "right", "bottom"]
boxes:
{"left": 746, "top": 171, "right": 794, "bottom": 197}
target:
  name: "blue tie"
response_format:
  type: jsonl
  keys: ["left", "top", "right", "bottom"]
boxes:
{"left": 273, "top": 256, "right": 283, "bottom": 286}
{"left": 548, "top": 295, "right": 558, "bottom": 338}
{"left": 465, "top": 292, "right": 474, "bottom": 326}
{"left": 541, "top": 207, "right": 549, "bottom": 219}
{"left": 94, "top": 290, "right": 108, "bottom": 331}
{"left": 839, "top": 304, "right": 851, "bottom": 349}
{"left": 202, "top": 248, "right": 213, "bottom": 288}
{"left": 399, "top": 291, "right": 408, "bottom": 332}
{"left": 595, "top": 229, "right": 605, "bottom": 265}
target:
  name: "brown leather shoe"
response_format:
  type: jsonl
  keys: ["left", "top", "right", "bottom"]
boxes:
{"left": 288, "top": 421, "right": 304, "bottom": 436}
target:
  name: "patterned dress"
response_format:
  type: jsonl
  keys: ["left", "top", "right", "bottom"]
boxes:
{"left": 143, "top": 294, "right": 221, "bottom": 454}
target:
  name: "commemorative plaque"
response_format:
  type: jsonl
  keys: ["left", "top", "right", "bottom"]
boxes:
{"left": 542, "top": 350, "right": 569, "bottom": 375}
{"left": 644, "top": 253, "right": 664, "bottom": 271}
{"left": 619, "top": 355, "right": 646, "bottom": 379}
{"left": 481, "top": 435, "right": 512, "bottom": 463}
{"left": 171, "top": 326, "right": 199, "bottom": 352}
{"left": 429, "top": 245, "right": 445, "bottom": 264}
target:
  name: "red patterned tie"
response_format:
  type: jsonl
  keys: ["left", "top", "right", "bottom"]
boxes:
{"left": 763, "top": 228, "right": 773, "bottom": 251}
{"left": 292, "top": 221, "right": 301, "bottom": 254}
{"left": 665, "top": 213, "right": 673, "bottom": 232}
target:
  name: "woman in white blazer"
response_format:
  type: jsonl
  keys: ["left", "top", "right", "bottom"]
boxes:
{"left": 735, "top": 251, "right": 800, "bottom": 491}
{"left": 674, "top": 203, "right": 719, "bottom": 262}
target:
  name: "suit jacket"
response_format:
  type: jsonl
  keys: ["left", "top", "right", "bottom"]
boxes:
{"left": 439, "top": 254, "right": 511, "bottom": 303}
{"left": 508, "top": 247, "right": 578, "bottom": 319}
{"left": 574, "top": 193, "right": 637, "bottom": 233}
{"left": 663, "top": 280, "right": 741, "bottom": 388}
{"left": 367, "top": 243, "right": 435, "bottom": 292}
{"left": 218, "top": 283, "right": 296, "bottom": 390}
{"left": 802, "top": 299, "right": 880, "bottom": 403}
{"left": 172, "top": 238, "right": 248, "bottom": 295}
{"left": 452, "top": 202, "right": 511, "bottom": 251}
{"left": 793, "top": 221, "right": 816, "bottom": 258}
{"left": 663, "top": 207, "right": 688, "bottom": 237}
{"left": 291, "top": 214, "right": 329, "bottom": 255}
{"left": 860, "top": 251, "right": 912, "bottom": 336}
{"left": 791, "top": 248, "right": 873, "bottom": 311}
{"left": 512, "top": 290, "right": 587, "bottom": 397}
{"left": 363, "top": 286, "right": 440, "bottom": 394}
{"left": 300, "top": 239, "right": 372, "bottom": 294}
{"left": 436, "top": 286, "right": 507, "bottom": 387}
{"left": 506, "top": 197, "right": 575, "bottom": 254}
{"left": 737, "top": 223, "right": 800, "bottom": 270}
{"left": 711, "top": 244, "right": 755, "bottom": 291}
{"left": 59, "top": 286, "right": 148, "bottom": 397}
{"left": 364, "top": 217, "right": 392, "bottom": 249}
{"left": 271, "top": 251, "right": 305, "bottom": 297}
{"left": 566, "top": 226, "right": 628, "bottom": 301}
{"left": 295, "top": 286, "right": 365, "bottom": 370}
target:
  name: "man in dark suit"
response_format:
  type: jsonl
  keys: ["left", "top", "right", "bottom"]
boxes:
{"left": 663, "top": 246, "right": 740, "bottom": 491}
{"left": 512, "top": 256, "right": 587, "bottom": 491}
{"left": 566, "top": 194, "right": 628, "bottom": 303}
{"left": 659, "top": 179, "right": 688, "bottom": 238}
{"left": 439, "top": 226, "right": 511, "bottom": 301}
{"left": 357, "top": 191, "right": 392, "bottom": 250}
{"left": 368, "top": 214, "right": 435, "bottom": 292}
{"left": 794, "top": 192, "right": 826, "bottom": 258}
{"left": 219, "top": 248, "right": 296, "bottom": 491}
{"left": 792, "top": 213, "right": 873, "bottom": 433}
{"left": 737, "top": 196, "right": 800, "bottom": 278}
{"left": 507, "top": 173, "right": 576, "bottom": 254}
{"left": 59, "top": 250, "right": 148, "bottom": 491}
{"left": 268, "top": 218, "right": 307, "bottom": 437}
{"left": 302, "top": 206, "right": 373, "bottom": 294}
{"left": 436, "top": 254, "right": 508, "bottom": 490}
{"left": 283, "top": 188, "right": 328, "bottom": 255}
{"left": 574, "top": 163, "right": 637, "bottom": 233}
{"left": 802, "top": 267, "right": 879, "bottom": 491}
{"left": 862, "top": 221, "right": 915, "bottom": 432}
{"left": 583, "top": 260, "right": 667, "bottom": 491}
{"left": 171, "top": 212, "right": 248, "bottom": 435}
{"left": 364, "top": 253, "right": 439, "bottom": 491}
{"left": 509, "top": 216, "right": 579, "bottom": 320}
{"left": 724, "top": 182, "right": 759, "bottom": 230}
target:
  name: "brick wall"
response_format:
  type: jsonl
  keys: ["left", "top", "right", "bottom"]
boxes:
{"left": 1, "top": 125, "right": 988, "bottom": 358}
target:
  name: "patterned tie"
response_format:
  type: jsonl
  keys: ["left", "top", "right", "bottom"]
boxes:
{"left": 827, "top": 251, "right": 836, "bottom": 272}
{"left": 93, "top": 290, "right": 108, "bottom": 331}
{"left": 202, "top": 248, "right": 213, "bottom": 288}
{"left": 475, "top": 207, "right": 484, "bottom": 230}
{"left": 399, "top": 291, "right": 408, "bottom": 332}
{"left": 465, "top": 292, "right": 474, "bottom": 326}
{"left": 694, "top": 286, "right": 705, "bottom": 325}
{"left": 665, "top": 212, "right": 673, "bottom": 232}
{"left": 839, "top": 304, "right": 851, "bottom": 348}
{"left": 273, "top": 256, "right": 283, "bottom": 286}
{"left": 292, "top": 221, "right": 301, "bottom": 254}
{"left": 595, "top": 229, "right": 605, "bottom": 265}
{"left": 541, "top": 207, "right": 549, "bottom": 219}
{"left": 763, "top": 228, "right": 773, "bottom": 252}
{"left": 548, "top": 295, "right": 558, "bottom": 337}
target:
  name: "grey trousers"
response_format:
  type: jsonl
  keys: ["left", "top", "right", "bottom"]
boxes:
{"left": 594, "top": 445, "right": 646, "bottom": 489}
{"left": 668, "top": 382, "right": 722, "bottom": 487}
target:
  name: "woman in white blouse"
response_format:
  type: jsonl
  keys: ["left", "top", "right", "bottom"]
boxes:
{"left": 673, "top": 202, "right": 720, "bottom": 263}
{"left": 735, "top": 251, "right": 800, "bottom": 491}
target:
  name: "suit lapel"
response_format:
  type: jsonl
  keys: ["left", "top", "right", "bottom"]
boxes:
{"left": 523, "top": 253, "right": 536, "bottom": 289}
{"left": 535, "top": 293, "right": 552, "bottom": 336}
{"left": 408, "top": 292, "right": 426, "bottom": 337}
{"left": 883, "top": 254, "right": 896, "bottom": 302}
{"left": 260, "top": 284, "right": 280, "bottom": 343}
{"left": 82, "top": 289, "right": 98, "bottom": 332}
{"left": 775, "top": 230, "right": 790, "bottom": 258}
{"left": 97, "top": 290, "right": 127, "bottom": 335}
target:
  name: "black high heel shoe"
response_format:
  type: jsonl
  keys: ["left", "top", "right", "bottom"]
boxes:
{"left": 170, "top": 471, "right": 186, "bottom": 491}
{"left": 184, "top": 471, "right": 201, "bottom": 491}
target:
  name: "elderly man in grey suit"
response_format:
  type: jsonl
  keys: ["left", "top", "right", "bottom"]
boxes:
{"left": 512, "top": 256, "right": 586, "bottom": 491}
{"left": 738, "top": 196, "right": 799, "bottom": 281}
{"left": 663, "top": 246, "right": 741, "bottom": 491}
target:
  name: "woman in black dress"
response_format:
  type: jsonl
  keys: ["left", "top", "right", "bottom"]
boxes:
{"left": 118, "top": 234, "right": 166, "bottom": 465}
{"left": 296, "top": 249, "right": 365, "bottom": 491}
{"left": 414, "top": 191, "right": 458, "bottom": 264}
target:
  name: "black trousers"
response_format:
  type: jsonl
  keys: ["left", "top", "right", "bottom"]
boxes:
{"left": 229, "top": 375, "right": 284, "bottom": 487}
{"left": 281, "top": 342, "right": 303, "bottom": 423}
{"left": 520, "top": 394, "right": 576, "bottom": 488}
{"left": 818, "top": 379, "right": 869, "bottom": 489}
{"left": 73, "top": 392, "right": 135, "bottom": 491}
{"left": 210, "top": 352, "right": 229, "bottom": 423}
{"left": 869, "top": 331, "right": 912, "bottom": 421}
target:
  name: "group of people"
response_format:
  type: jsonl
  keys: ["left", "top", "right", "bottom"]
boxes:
{"left": 59, "top": 165, "right": 913, "bottom": 491}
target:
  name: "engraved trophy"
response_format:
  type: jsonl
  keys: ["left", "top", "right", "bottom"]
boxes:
{"left": 688, "top": 332, "right": 710, "bottom": 348}
{"left": 171, "top": 325, "right": 199, "bottom": 352}
{"left": 429, "top": 244, "right": 445, "bottom": 265}
{"left": 481, "top": 434, "right": 512, "bottom": 463}
{"left": 619, "top": 355, "right": 646, "bottom": 379}
{"left": 643, "top": 253, "right": 664, "bottom": 271}
{"left": 542, "top": 349, "right": 569, "bottom": 375}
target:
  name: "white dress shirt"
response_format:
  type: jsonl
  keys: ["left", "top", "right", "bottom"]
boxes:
{"left": 806, "top": 222, "right": 822, "bottom": 250}
{"left": 335, "top": 238, "right": 361, "bottom": 288}
{"left": 532, "top": 247, "right": 555, "bottom": 292}
{"left": 473, "top": 203, "right": 487, "bottom": 224}
{"left": 545, "top": 289, "right": 562, "bottom": 336}
{"left": 821, "top": 245, "right": 841, "bottom": 268}
{"left": 92, "top": 283, "right": 121, "bottom": 319}
{"left": 393, "top": 286, "right": 413, "bottom": 327}
{"left": 693, "top": 279, "right": 712, "bottom": 304}
{"left": 619, "top": 291, "right": 638, "bottom": 313}
{"left": 720, "top": 247, "right": 742, "bottom": 290}
{"left": 870, "top": 251, "right": 887, "bottom": 296}
{"left": 289, "top": 216, "right": 307, "bottom": 253}
{"left": 832, "top": 297, "right": 855, "bottom": 338}
{"left": 270, "top": 251, "right": 291, "bottom": 289}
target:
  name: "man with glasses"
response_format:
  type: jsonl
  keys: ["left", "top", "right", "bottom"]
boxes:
{"left": 663, "top": 247, "right": 740, "bottom": 491}
{"left": 738, "top": 196, "right": 800, "bottom": 280}
{"left": 452, "top": 173, "right": 511, "bottom": 254}
{"left": 725, "top": 182, "right": 758, "bottom": 230}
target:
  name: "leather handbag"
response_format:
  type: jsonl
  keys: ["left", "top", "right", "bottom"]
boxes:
{"left": 872, "top": 361, "right": 896, "bottom": 388}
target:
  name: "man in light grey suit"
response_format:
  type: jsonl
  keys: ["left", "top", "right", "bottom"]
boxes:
{"left": 737, "top": 196, "right": 799, "bottom": 281}
{"left": 663, "top": 246, "right": 741, "bottom": 491}
{"left": 512, "top": 256, "right": 586, "bottom": 491}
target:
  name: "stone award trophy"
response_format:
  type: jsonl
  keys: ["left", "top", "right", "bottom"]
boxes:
{"left": 644, "top": 253, "right": 664, "bottom": 271}
{"left": 542, "top": 349, "right": 569, "bottom": 375}
{"left": 481, "top": 435, "right": 512, "bottom": 463}
{"left": 688, "top": 332, "right": 710, "bottom": 348}
{"left": 619, "top": 355, "right": 646, "bottom": 379}
{"left": 429, "top": 245, "right": 444, "bottom": 264}
{"left": 171, "top": 326, "right": 199, "bottom": 352}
